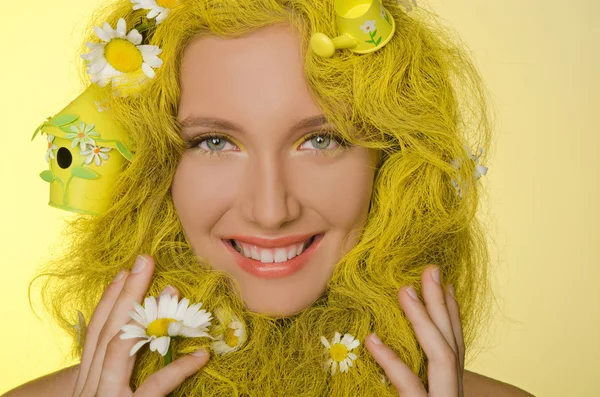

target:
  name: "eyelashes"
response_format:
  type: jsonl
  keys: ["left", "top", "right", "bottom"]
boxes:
{"left": 185, "top": 130, "right": 351, "bottom": 157}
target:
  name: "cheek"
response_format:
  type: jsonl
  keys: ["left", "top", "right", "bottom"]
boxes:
{"left": 292, "top": 152, "right": 375, "bottom": 227}
{"left": 171, "top": 153, "right": 241, "bottom": 231}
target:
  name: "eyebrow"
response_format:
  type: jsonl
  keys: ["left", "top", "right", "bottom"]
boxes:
{"left": 180, "top": 114, "right": 331, "bottom": 135}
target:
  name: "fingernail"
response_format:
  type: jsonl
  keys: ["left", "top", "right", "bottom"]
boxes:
{"left": 448, "top": 284, "right": 455, "bottom": 297}
{"left": 131, "top": 255, "right": 147, "bottom": 274}
{"left": 112, "top": 270, "right": 126, "bottom": 283}
{"left": 160, "top": 285, "right": 176, "bottom": 297}
{"left": 406, "top": 286, "right": 419, "bottom": 301}
{"left": 432, "top": 267, "right": 440, "bottom": 284}
{"left": 371, "top": 333, "right": 382, "bottom": 345}
{"left": 191, "top": 348, "right": 208, "bottom": 357}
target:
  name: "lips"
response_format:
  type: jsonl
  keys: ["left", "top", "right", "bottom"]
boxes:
{"left": 221, "top": 234, "right": 324, "bottom": 279}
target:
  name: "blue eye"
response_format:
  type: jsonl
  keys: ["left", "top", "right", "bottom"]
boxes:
{"left": 186, "top": 131, "right": 349, "bottom": 155}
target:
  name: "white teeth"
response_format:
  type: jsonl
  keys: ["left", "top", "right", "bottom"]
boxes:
{"left": 274, "top": 248, "right": 288, "bottom": 263}
{"left": 250, "top": 246, "right": 260, "bottom": 260}
{"left": 242, "top": 245, "right": 251, "bottom": 258}
{"left": 295, "top": 243, "right": 303, "bottom": 256}
{"left": 287, "top": 246, "right": 297, "bottom": 260}
{"left": 232, "top": 239, "right": 313, "bottom": 263}
{"left": 260, "top": 249, "right": 274, "bottom": 263}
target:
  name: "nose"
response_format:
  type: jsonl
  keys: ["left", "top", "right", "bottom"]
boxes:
{"left": 241, "top": 154, "right": 301, "bottom": 230}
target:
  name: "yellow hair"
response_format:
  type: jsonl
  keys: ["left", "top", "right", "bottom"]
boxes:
{"left": 32, "top": 0, "right": 497, "bottom": 395}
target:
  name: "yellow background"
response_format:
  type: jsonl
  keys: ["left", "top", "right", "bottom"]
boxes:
{"left": 1, "top": 0, "right": 598, "bottom": 395}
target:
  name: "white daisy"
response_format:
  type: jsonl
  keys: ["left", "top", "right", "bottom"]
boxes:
{"left": 131, "top": 0, "right": 178, "bottom": 25}
{"left": 360, "top": 20, "right": 377, "bottom": 34}
{"left": 320, "top": 332, "right": 360, "bottom": 375}
{"left": 81, "top": 18, "right": 163, "bottom": 89}
{"left": 380, "top": 5, "right": 387, "bottom": 18}
{"left": 81, "top": 144, "right": 112, "bottom": 166}
{"left": 120, "top": 294, "right": 213, "bottom": 357}
{"left": 210, "top": 308, "right": 247, "bottom": 355}
{"left": 66, "top": 121, "right": 100, "bottom": 151}
{"left": 46, "top": 134, "right": 58, "bottom": 162}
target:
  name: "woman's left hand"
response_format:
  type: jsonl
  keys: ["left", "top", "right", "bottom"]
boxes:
{"left": 365, "top": 264, "right": 464, "bottom": 396}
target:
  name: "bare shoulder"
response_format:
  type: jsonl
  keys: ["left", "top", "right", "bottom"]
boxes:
{"left": 1, "top": 364, "right": 79, "bottom": 397}
{"left": 464, "top": 370, "right": 535, "bottom": 397}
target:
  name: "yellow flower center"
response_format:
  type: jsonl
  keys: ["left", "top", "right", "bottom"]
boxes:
{"left": 105, "top": 39, "right": 143, "bottom": 73}
{"left": 224, "top": 327, "right": 239, "bottom": 347}
{"left": 78, "top": 132, "right": 85, "bottom": 138}
{"left": 146, "top": 318, "right": 177, "bottom": 337}
{"left": 156, "top": 0, "right": 177, "bottom": 8}
{"left": 330, "top": 343, "right": 348, "bottom": 362}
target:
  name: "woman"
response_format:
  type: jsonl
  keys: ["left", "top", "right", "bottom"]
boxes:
{"left": 5, "top": 0, "right": 534, "bottom": 396}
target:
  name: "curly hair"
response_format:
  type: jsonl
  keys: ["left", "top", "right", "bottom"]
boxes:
{"left": 33, "top": 0, "right": 497, "bottom": 395}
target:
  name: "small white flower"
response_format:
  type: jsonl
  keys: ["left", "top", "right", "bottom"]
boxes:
{"left": 468, "top": 147, "right": 489, "bottom": 180}
{"left": 81, "top": 18, "right": 163, "bottom": 89}
{"left": 210, "top": 308, "right": 247, "bottom": 355}
{"left": 380, "top": 5, "right": 386, "bottom": 18}
{"left": 321, "top": 332, "right": 360, "bottom": 375}
{"left": 131, "top": 0, "right": 178, "bottom": 25}
{"left": 360, "top": 20, "right": 377, "bottom": 34}
{"left": 66, "top": 121, "right": 100, "bottom": 151}
{"left": 120, "top": 294, "right": 213, "bottom": 357}
{"left": 81, "top": 144, "right": 112, "bottom": 166}
{"left": 46, "top": 134, "right": 58, "bottom": 162}
{"left": 450, "top": 146, "right": 488, "bottom": 199}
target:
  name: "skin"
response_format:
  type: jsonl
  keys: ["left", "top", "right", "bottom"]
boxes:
{"left": 172, "top": 23, "right": 378, "bottom": 316}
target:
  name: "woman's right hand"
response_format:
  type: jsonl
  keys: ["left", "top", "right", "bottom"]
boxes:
{"left": 71, "top": 255, "right": 210, "bottom": 397}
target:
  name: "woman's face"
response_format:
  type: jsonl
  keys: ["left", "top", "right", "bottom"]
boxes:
{"left": 173, "top": 23, "right": 378, "bottom": 316}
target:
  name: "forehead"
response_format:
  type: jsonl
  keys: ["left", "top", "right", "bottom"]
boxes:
{"left": 178, "top": 23, "right": 322, "bottom": 123}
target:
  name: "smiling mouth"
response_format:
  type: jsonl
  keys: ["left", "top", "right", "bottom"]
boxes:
{"left": 227, "top": 234, "right": 319, "bottom": 263}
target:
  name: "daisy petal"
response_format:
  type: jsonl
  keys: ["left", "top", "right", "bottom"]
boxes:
{"left": 128, "top": 310, "right": 148, "bottom": 327}
{"left": 94, "top": 26, "right": 111, "bottom": 42}
{"left": 347, "top": 339, "right": 360, "bottom": 350}
{"left": 145, "top": 296, "right": 157, "bottom": 322}
{"left": 120, "top": 324, "right": 147, "bottom": 337}
{"left": 116, "top": 18, "right": 127, "bottom": 38}
{"left": 339, "top": 360, "right": 348, "bottom": 373}
{"left": 168, "top": 320, "right": 184, "bottom": 336}
{"left": 340, "top": 333, "right": 354, "bottom": 346}
{"left": 150, "top": 336, "right": 171, "bottom": 356}
{"left": 142, "top": 63, "right": 156, "bottom": 79}
{"left": 320, "top": 336, "right": 331, "bottom": 349}
{"left": 333, "top": 332, "right": 341, "bottom": 344}
{"left": 129, "top": 338, "right": 151, "bottom": 356}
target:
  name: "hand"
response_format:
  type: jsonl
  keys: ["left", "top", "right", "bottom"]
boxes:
{"left": 71, "top": 255, "right": 210, "bottom": 397}
{"left": 365, "top": 265, "right": 464, "bottom": 396}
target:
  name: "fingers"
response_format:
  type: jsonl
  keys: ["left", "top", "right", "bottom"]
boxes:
{"left": 421, "top": 265, "right": 459, "bottom": 362}
{"left": 396, "top": 280, "right": 459, "bottom": 396}
{"left": 445, "top": 283, "right": 465, "bottom": 396}
{"left": 80, "top": 255, "right": 155, "bottom": 396}
{"left": 133, "top": 349, "right": 210, "bottom": 397}
{"left": 73, "top": 269, "right": 128, "bottom": 396}
{"left": 95, "top": 283, "right": 182, "bottom": 396}
{"left": 365, "top": 334, "right": 428, "bottom": 396}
